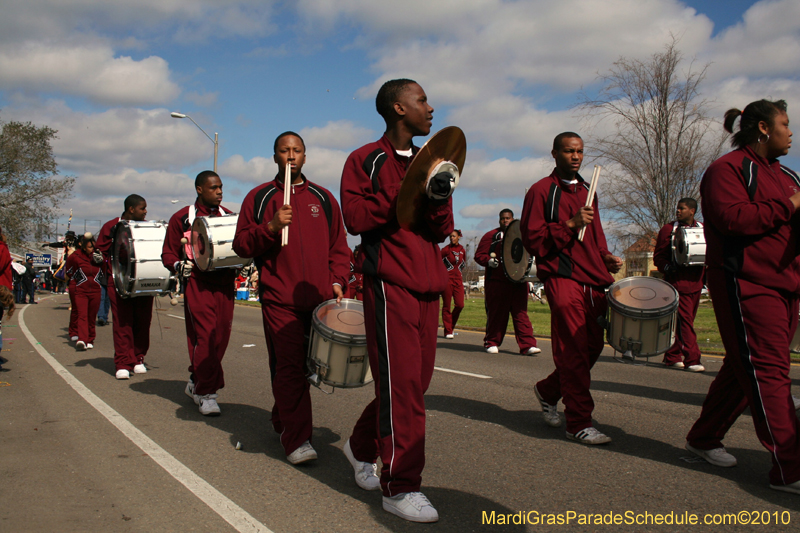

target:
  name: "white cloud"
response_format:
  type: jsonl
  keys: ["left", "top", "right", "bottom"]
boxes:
{"left": 299, "top": 121, "right": 375, "bottom": 150}
{"left": 460, "top": 202, "right": 518, "bottom": 219}
{"left": 460, "top": 156, "right": 553, "bottom": 199}
{"left": 219, "top": 154, "right": 275, "bottom": 185}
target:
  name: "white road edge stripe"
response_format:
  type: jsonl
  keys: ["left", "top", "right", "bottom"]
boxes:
{"left": 17, "top": 304, "right": 273, "bottom": 533}
{"left": 434, "top": 366, "right": 492, "bottom": 379}
{"left": 167, "top": 314, "right": 186, "bottom": 320}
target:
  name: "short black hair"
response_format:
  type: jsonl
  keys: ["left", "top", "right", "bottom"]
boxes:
{"left": 499, "top": 208, "right": 514, "bottom": 218}
{"left": 124, "top": 194, "right": 146, "bottom": 212}
{"left": 376, "top": 79, "right": 417, "bottom": 121}
{"left": 678, "top": 198, "right": 698, "bottom": 211}
{"left": 553, "top": 132, "right": 582, "bottom": 151}
{"left": 195, "top": 170, "right": 219, "bottom": 188}
{"left": 273, "top": 131, "right": 305, "bottom": 154}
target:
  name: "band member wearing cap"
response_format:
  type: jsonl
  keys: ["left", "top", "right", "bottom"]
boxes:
{"left": 441, "top": 229, "right": 466, "bottom": 338}
{"left": 233, "top": 132, "right": 350, "bottom": 464}
{"left": 475, "top": 210, "right": 540, "bottom": 355}
{"left": 162, "top": 171, "right": 237, "bottom": 417}
{"left": 521, "top": 132, "right": 622, "bottom": 445}
{"left": 96, "top": 195, "right": 152, "bottom": 380}
{"left": 347, "top": 245, "right": 364, "bottom": 300}
{"left": 65, "top": 233, "right": 103, "bottom": 351}
{"left": 340, "top": 79, "right": 455, "bottom": 523}
{"left": 685, "top": 99, "right": 800, "bottom": 495}
{"left": 653, "top": 198, "right": 705, "bottom": 372}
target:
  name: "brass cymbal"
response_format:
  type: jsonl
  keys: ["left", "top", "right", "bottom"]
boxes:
{"left": 397, "top": 126, "right": 467, "bottom": 231}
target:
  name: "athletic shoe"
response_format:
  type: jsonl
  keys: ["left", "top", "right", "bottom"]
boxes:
{"left": 485, "top": 346, "right": 499, "bottom": 354}
{"left": 445, "top": 333, "right": 454, "bottom": 339}
{"left": 96, "top": 319, "right": 105, "bottom": 326}
{"left": 133, "top": 364, "right": 147, "bottom": 374}
{"left": 87, "top": 343, "right": 94, "bottom": 349}
{"left": 685, "top": 443, "right": 737, "bottom": 467}
{"left": 115, "top": 369, "right": 130, "bottom": 380}
{"left": 793, "top": 395, "right": 800, "bottom": 411}
{"left": 287, "top": 441, "right": 317, "bottom": 464}
{"left": 524, "top": 346, "right": 542, "bottom": 355}
{"left": 197, "top": 394, "right": 221, "bottom": 416}
{"left": 70, "top": 336, "right": 79, "bottom": 342}
{"left": 382, "top": 492, "right": 439, "bottom": 523}
{"left": 770, "top": 479, "right": 800, "bottom": 495}
{"left": 185, "top": 379, "right": 196, "bottom": 402}
{"left": 665, "top": 361, "right": 685, "bottom": 369}
{"left": 686, "top": 364, "right": 705, "bottom": 372}
{"left": 76, "top": 341, "right": 86, "bottom": 351}
{"left": 534, "top": 385, "right": 561, "bottom": 427}
{"left": 343, "top": 439, "right": 380, "bottom": 490}
{"left": 567, "top": 427, "right": 612, "bottom": 445}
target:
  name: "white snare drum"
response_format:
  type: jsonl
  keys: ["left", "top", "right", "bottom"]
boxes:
{"left": 672, "top": 227, "right": 706, "bottom": 266}
{"left": 607, "top": 276, "right": 679, "bottom": 358}
{"left": 112, "top": 221, "right": 173, "bottom": 298}
{"left": 307, "top": 298, "right": 372, "bottom": 389}
{"left": 191, "top": 214, "right": 252, "bottom": 271}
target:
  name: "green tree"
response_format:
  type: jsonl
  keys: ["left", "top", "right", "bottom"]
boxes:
{"left": 0, "top": 119, "right": 75, "bottom": 243}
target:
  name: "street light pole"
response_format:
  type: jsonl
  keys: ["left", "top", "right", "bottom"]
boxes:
{"left": 170, "top": 112, "right": 218, "bottom": 173}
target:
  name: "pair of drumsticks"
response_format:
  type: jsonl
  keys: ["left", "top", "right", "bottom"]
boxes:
{"left": 282, "top": 162, "right": 291, "bottom": 247}
{"left": 578, "top": 165, "right": 601, "bottom": 243}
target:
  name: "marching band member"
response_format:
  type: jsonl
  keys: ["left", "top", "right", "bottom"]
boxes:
{"left": 64, "top": 233, "right": 103, "bottom": 351}
{"left": 475, "top": 210, "right": 540, "bottom": 354}
{"left": 340, "top": 79, "right": 454, "bottom": 523}
{"left": 520, "top": 132, "right": 622, "bottom": 445}
{"left": 653, "top": 198, "right": 705, "bottom": 371}
{"left": 162, "top": 171, "right": 237, "bottom": 417}
{"left": 685, "top": 99, "right": 800, "bottom": 494}
{"left": 96, "top": 195, "right": 153, "bottom": 380}
{"left": 233, "top": 132, "right": 350, "bottom": 463}
{"left": 441, "top": 229, "right": 466, "bottom": 338}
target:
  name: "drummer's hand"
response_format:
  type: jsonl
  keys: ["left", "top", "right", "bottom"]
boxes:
{"left": 566, "top": 206, "right": 594, "bottom": 231}
{"left": 268, "top": 205, "right": 293, "bottom": 233}
{"left": 333, "top": 283, "right": 344, "bottom": 303}
{"left": 604, "top": 254, "right": 623, "bottom": 274}
{"left": 790, "top": 191, "right": 800, "bottom": 211}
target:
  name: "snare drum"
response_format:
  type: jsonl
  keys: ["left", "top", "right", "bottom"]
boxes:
{"left": 307, "top": 298, "right": 372, "bottom": 389}
{"left": 672, "top": 227, "right": 706, "bottom": 266}
{"left": 607, "top": 276, "right": 679, "bottom": 358}
{"left": 112, "top": 221, "right": 173, "bottom": 298}
{"left": 192, "top": 214, "right": 252, "bottom": 271}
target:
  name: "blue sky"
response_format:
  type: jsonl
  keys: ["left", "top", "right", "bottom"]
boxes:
{"left": 1, "top": 0, "right": 798, "bottom": 252}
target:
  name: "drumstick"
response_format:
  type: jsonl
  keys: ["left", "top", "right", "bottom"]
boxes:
{"left": 282, "top": 162, "right": 291, "bottom": 247}
{"left": 578, "top": 165, "right": 601, "bottom": 242}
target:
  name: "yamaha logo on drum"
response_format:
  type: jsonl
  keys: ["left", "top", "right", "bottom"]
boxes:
{"left": 141, "top": 282, "right": 162, "bottom": 287}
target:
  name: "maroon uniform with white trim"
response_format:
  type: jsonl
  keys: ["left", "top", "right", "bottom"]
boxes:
{"left": 653, "top": 220, "right": 705, "bottom": 367}
{"left": 162, "top": 201, "right": 237, "bottom": 397}
{"left": 440, "top": 243, "right": 465, "bottom": 335}
{"left": 341, "top": 135, "right": 453, "bottom": 496}
{"left": 65, "top": 248, "right": 103, "bottom": 344}
{"left": 521, "top": 168, "right": 615, "bottom": 434}
{"left": 233, "top": 175, "right": 350, "bottom": 456}
{"left": 686, "top": 146, "right": 800, "bottom": 487}
{"left": 97, "top": 217, "right": 153, "bottom": 372}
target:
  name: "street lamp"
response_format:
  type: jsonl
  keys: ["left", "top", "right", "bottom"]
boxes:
{"left": 170, "top": 112, "right": 219, "bottom": 173}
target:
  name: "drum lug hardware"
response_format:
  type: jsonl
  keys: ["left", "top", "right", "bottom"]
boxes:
{"left": 307, "top": 372, "right": 335, "bottom": 394}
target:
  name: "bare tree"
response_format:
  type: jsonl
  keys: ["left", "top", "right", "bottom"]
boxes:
{"left": 577, "top": 38, "right": 726, "bottom": 241}
{"left": 0, "top": 119, "right": 75, "bottom": 244}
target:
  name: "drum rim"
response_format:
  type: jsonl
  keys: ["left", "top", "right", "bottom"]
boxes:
{"left": 311, "top": 298, "right": 367, "bottom": 343}
{"left": 112, "top": 222, "right": 135, "bottom": 297}
{"left": 607, "top": 276, "right": 680, "bottom": 317}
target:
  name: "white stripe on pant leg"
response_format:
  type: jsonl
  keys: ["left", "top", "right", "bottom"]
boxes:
{"left": 379, "top": 279, "right": 397, "bottom": 495}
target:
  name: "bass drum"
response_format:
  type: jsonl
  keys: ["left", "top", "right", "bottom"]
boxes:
{"left": 502, "top": 220, "right": 537, "bottom": 283}
{"left": 307, "top": 298, "right": 372, "bottom": 389}
{"left": 192, "top": 214, "right": 252, "bottom": 271}
{"left": 112, "top": 220, "right": 172, "bottom": 298}
{"left": 607, "top": 276, "right": 679, "bottom": 358}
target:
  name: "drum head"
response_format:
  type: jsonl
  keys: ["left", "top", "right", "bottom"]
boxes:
{"left": 502, "top": 220, "right": 533, "bottom": 283}
{"left": 192, "top": 217, "right": 211, "bottom": 271}
{"left": 112, "top": 222, "right": 134, "bottom": 296}
{"left": 312, "top": 298, "right": 367, "bottom": 342}
{"left": 608, "top": 276, "right": 679, "bottom": 317}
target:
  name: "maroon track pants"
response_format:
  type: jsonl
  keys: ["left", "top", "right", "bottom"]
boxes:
{"left": 662, "top": 289, "right": 702, "bottom": 367}
{"left": 184, "top": 277, "right": 234, "bottom": 395}
{"left": 261, "top": 303, "right": 314, "bottom": 456}
{"left": 74, "top": 290, "right": 100, "bottom": 344}
{"left": 349, "top": 276, "right": 438, "bottom": 496}
{"left": 686, "top": 275, "right": 800, "bottom": 486}
{"left": 68, "top": 282, "right": 78, "bottom": 338}
{"left": 483, "top": 278, "right": 537, "bottom": 352}
{"left": 536, "top": 278, "right": 607, "bottom": 434}
{"left": 108, "top": 286, "right": 153, "bottom": 371}
{"left": 441, "top": 275, "right": 464, "bottom": 335}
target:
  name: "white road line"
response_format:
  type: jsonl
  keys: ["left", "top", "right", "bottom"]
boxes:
{"left": 167, "top": 314, "right": 186, "bottom": 320}
{"left": 434, "top": 366, "right": 492, "bottom": 379}
{"left": 17, "top": 304, "right": 273, "bottom": 533}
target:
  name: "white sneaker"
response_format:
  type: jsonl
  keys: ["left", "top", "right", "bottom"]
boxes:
{"left": 115, "top": 369, "right": 130, "bottom": 380}
{"left": 86, "top": 343, "right": 94, "bottom": 349}
{"left": 382, "top": 492, "right": 439, "bottom": 523}
{"left": 133, "top": 364, "right": 147, "bottom": 374}
{"left": 343, "top": 439, "right": 380, "bottom": 490}
{"left": 445, "top": 333, "right": 454, "bottom": 339}
{"left": 185, "top": 380, "right": 196, "bottom": 402}
{"left": 534, "top": 385, "right": 561, "bottom": 427}
{"left": 667, "top": 361, "right": 685, "bottom": 369}
{"left": 76, "top": 341, "right": 86, "bottom": 351}
{"left": 686, "top": 364, "right": 705, "bottom": 372}
{"left": 770, "top": 479, "right": 800, "bottom": 494}
{"left": 485, "top": 346, "right": 499, "bottom": 354}
{"left": 685, "top": 443, "right": 737, "bottom": 467}
{"left": 567, "top": 427, "right": 612, "bottom": 445}
{"left": 524, "top": 346, "right": 541, "bottom": 355}
{"left": 197, "top": 394, "right": 221, "bottom": 416}
{"left": 287, "top": 441, "right": 317, "bottom": 464}
{"left": 793, "top": 395, "right": 800, "bottom": 411}
{"left": 70, "top": 336, "right": 78, "bottom": 342}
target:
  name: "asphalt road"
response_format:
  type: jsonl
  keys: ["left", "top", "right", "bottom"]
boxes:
{"left": 2, "top": 292, "right": 800, "bottom": 532}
